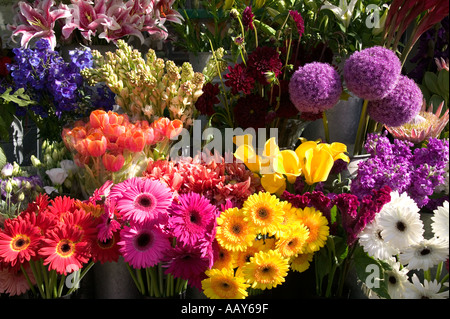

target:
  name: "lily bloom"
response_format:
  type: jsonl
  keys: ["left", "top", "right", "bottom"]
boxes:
{"left": 9, "top": 0, "right": 71, "bottom": 49}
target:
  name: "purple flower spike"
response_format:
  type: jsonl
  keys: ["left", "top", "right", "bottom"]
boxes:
{"left": 343, "top": 46, "right": 401, "bottom": 101}
{"left": 289, "top": 62, "right": 342, "bottom": 114}
{"left": 368, "top": 75, "right": 423, "bottom": 127}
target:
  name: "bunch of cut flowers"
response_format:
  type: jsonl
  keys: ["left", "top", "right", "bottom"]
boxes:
{"left": 0, "top": 193, "right": 109, "bottom": 298}
{"left": 200, "top": 191, "right": 330, "bottom": 299}
{"left": 8, "top": 0, "right": 182, "bottom": 50}
{"left": 62, "top": 109, "right": 183, "bottom": 197}
{"left": 87, "top": 177, "right": 219, "bottom": 298}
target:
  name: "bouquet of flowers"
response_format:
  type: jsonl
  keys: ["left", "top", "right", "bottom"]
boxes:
{"left": 201, "top": 191, "right": 330, "bottom": 299}
{"left": 0, "top": 159, "right": 43, "bottom": 221}
{"left": 3, "top": 39, "right": 115, "bottom": 142}
{"left": 62, "top": 109, "right": 183, "bottom": 197}
{"left": 81, "top": 40, "right": 205, "bottom": 126}
{"left": 8, "top": 0, "right": 183, "bottom": 50}
{"left": 87, "top": 177, "right": 218, "bottom": 298}
{"left": 0, "top": 193, "right": 106, "bottom": 298}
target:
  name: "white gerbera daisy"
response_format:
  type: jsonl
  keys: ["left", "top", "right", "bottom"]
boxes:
{"left": 403, "top": 274, "right": 449, "bottom": 299}
{"left": 385, "top": 257, "right": 410, "bottom": 299}
{"left": 399, "top": 237, "right": 449, "bottom": 271}
{"left": 377, "top": 191, "right": 424, "bottom": 250}
{"left": 432, "top": 201, "right": 449, "bottom": 241}
{"left": 358, "top": 218, "right": 399, "bottom": 260}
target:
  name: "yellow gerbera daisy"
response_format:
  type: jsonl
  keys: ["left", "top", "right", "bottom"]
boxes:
{"left": 277, "top": 201, "right": 303, "bottom": 235}
{"left": 212, "top": 245, "right": 237, "bottom": 270}
{"left": 242, "top": 250, "right": 289, "bottom": 290}
{"left": 296, "top": 207, "right": 329, "bottom": 253}
{"left": 290, "top": 253, "right": 314, "bottom": 273}
{"left": 242, "top": 192, "right": 284, "bottom": 236}
{"left": 202, "top": 268, "right": 249, "bottom": 299}
{"left": 275, "top": 223, "right": 310, "bottom": 258}
{"left": 216, "top": 208, "right": 256, "bottom": 252}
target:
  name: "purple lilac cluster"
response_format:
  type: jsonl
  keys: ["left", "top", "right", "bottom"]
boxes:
{"left": 289, "top": 62, "right": 342, "bottom": 113}
{"left": 351, "top": 133, "right": 449, "bottom": 209}
{"left": 4, "top": 39, "right": 114, "bottom": 140}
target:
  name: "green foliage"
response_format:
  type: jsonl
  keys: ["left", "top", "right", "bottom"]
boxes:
{"left": 419, "top": 69, "right": 449, "bottom": 113}
{"left": 0, "top": 88, "right": 35, "bottom": 141}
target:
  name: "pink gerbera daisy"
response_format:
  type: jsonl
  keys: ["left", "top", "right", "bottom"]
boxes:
{"left": 163, "top": 245, "right": 211, "bottom": 285}
{"left": 169, "top": 192, "right": 217, "bottom": 247}
{"left": 113, "top": 177, "right": 173, "bottom": 224}
{"left": 0, "top": 264, "right": 36, "bottom": 296}
{"left": 97, "top": 198, "right": 121, "bottom": 242}
{"left": 118, "top": 221, "right": 170, "bottom": 269}
{"left": 91, "top": 231, "right": 120, "bottom": 264}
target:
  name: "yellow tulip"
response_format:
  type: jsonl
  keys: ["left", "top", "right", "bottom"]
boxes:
{"left": 275, "top": 150, "right": 302, "bottom": 184}
{"left": 234, "top": 143, "right": 261, "bottom": 173}
{"left": 261, "top": 173, "right": 286, "bottom": 196}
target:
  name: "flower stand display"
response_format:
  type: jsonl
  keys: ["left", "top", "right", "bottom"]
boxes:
{"left": 0, "top": 0, "right": 449, "bottom": 303}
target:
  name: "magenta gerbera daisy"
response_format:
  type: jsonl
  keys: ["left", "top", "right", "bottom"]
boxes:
{"left": 113, "top": 177, "right": 173, "bottom": 224}
{"left": 169, "top": 192, "right": 217, "bottom": 247}
{"left": 118, "top": 221, "right": 171, "bottom": 269}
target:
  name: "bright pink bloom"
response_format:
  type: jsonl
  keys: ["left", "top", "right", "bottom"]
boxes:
{"left": 9, "top": 0, "right": 71, "bottom": 49}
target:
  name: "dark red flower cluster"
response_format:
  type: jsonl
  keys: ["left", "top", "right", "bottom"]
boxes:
{"left": 247, "top": 46, "right": 283, "bottom": 85}
{"left": 233, "top": 94, "right": 270, "bottom": 129}
{"left": 242, "top": 6, "right": 254, "bottom": 30}
{"left": 195, "top": 82, "right": 220, "bottom": 116}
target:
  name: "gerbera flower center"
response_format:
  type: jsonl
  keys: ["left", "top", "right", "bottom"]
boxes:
{"left": 56, "top": 239, "right": 75, "bottom": 257}
{"left": 98, "top": 238, "right": 114, "bottom": 249}
{"left": 396, "top": 221, "right": 406, "bottom": 232}
{"left": 389, "top": 275, "right": 397, "bottom": 285}
{"left": 189, "top": 210, "right": 200, "bottom": 224}
{"left": 11, "top": 235, "right": 31, "bottom": 251}
{"left": 232, "top": 224, "right": 242, "bottom": 234}
{"left": 420, "top": 248, "right": 431, "bottom": 256}
{"left": 134, "top": 193, "right": 157, "bottom": 212}
{"left": 134, "top": 232, "right": 153, "bottom": 251}
{"left": 257, "top": 207, "right": 269, "bottom": 219}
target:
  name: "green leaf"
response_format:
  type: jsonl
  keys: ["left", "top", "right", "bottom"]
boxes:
{"left": 423, "top": 71, "right": 440, "bottom": 95}
{"left": 0, "top": 146, "right": 6, "bottom": 169}
{"left": 352, "top": 245, "right": 391, "bottom": 299}
{"left": 437, "top": 70, "right": 449, "bottom": 98}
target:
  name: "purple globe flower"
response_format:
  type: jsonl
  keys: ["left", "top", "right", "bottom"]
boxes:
{"left": 289, "top": 62, "right": 342, "bottom": 113}
{"left": 368, "top": 75, "right": 423, "bottom": 127}
{"left": 343, "top": 46, "right": 401, "bottom": 100}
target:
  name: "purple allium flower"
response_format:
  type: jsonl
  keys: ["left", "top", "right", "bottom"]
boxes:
{"left": 289, "top": 62, "right": 342, "bottom": 113}
{"left": 343, "top": 46, "right": 401, "bottom": 100}
{"left": 367, "top": 75, "right": 423, "bottom": 127}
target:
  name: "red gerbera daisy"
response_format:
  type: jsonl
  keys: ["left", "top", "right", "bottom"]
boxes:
{"left": 91, "top": 231, "right": 120, "bottom": 264}
{"left": 39, "top": 224, "right": 91, "bottom": 275}
{"left": 60, "top": 208, "right": 98, "bottom": 243}
{"left": 0, "top": 217, "right": 41, "bottom": 267}
{"left": 47, "top": 196, "right": 78, "bottom": 220}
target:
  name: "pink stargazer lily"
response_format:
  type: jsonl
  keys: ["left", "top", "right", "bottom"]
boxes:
{"left": 62, "top": 0, "right": 109, "bottom": 42}
{"left": 9, "top": 0, "right": 71, "bottom": 49}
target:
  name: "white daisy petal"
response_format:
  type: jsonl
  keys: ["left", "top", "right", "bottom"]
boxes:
{"left": 399, "top": 237, "right": 449, "bottom": 271}
{"left": 403, "top": 274, "right": 449, "bottom": 299}
{"left": 432, "top": 201, "right": 449, "bottom": 241}
{"left": 358, "top": 218, "right": 399, "bottom": 260}
{"left": 377, "top": 191, "right": 424, "bottom": 249}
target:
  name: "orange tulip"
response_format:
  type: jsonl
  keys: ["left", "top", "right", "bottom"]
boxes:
{"left": 102, "top": 152, "right": 125, "bottom": 172}
{"left": 166, "top": 119, "right": 183, "bottom": 139}
{"left": 126, "top": 130, "right": 146, "bottom": 152}
{"left": 90, "top": 110, "right": 109, "bottom": 129}
{"left": 84, "top": 132, "right": 107, "bottom": 157}
{"left": 103, "top": 123, "right": 126, "bottom": 143}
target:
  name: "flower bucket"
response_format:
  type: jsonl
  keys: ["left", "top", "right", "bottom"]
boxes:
{"left": 301, "top": 96, "right": 363, "bottom": 154}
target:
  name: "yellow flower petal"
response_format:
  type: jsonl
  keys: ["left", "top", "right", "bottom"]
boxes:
{"left": 261, "top": 173, "right": 286, "bottom": 196}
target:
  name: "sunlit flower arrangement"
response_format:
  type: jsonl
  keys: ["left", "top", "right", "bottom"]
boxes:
{"left": 201, "top": 191, "right": 329, "bottom": 299}
{"left": 0, "top": 194, "right": 108, "bottom": 298}
{"left": 81, "top": 40, "right": 205, "bottom": 126}
{"left": 62, "top": 109, "right": 183, "bottom": 197}
{"left": 8, "top": 0, "right": 183, "bottom": 49}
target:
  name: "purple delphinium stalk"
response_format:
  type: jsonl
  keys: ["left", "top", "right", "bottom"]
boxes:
{"left": 367, "top": 75, "right": 423, "bottom": 127}
{"left": 351, "top": 133, "right": 449, "bottom": 208}
{"left": 289, "top": 62, "right": 342, "bottom": 113}
{"left": 343, "top": 46, "right": 401, "bottom": 101}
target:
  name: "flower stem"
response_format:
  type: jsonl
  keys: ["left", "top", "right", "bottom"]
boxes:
{"left": 21, "top": 264, "right": 37, "bottom": 297}
{"left": 322, "top": 111, "right": 330, "bottom": 143}
{"left": 353, "top": 99, "right": 369, "bottom": 156}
